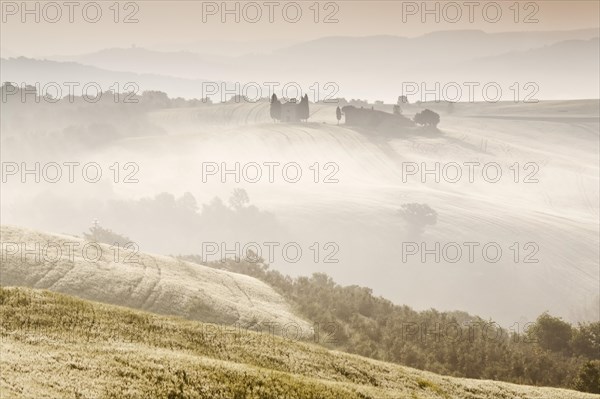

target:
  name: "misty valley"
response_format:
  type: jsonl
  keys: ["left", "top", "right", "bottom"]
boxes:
{"left": 1, "top": 2, "right": 599, "bottom": 398}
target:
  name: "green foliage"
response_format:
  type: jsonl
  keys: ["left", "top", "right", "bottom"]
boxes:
{"left": 571, "top": 322, "right": 600, "bottom": 359}
{"left": 229, "top": 188, "right": 250, "bottom": 210}
{"left": 300, "top": 94, "right": 310, "bottom": 120}
{"left": 528, "top": 313, "right": 573, "bottom": 353}
{"left": 573, "top": 361, "right": 600, "bottom": 394}
{"left": 83, "top": 224, "right": 132, "bottom": 246}
{"left": 185, "top": 258, "right": 598, "bottom": 393}
{"left": 270, "top": 94, "right": 281, "bottom": 120}
{"left": 414, "top": 109, "right": 440, "bottom": 127}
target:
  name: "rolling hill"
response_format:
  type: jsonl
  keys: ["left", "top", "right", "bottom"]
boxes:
{"left": 1, "top": 286, "right": 598, "bottom": 399}
{"left": 0, "top": 225, "right": 312, "bottom": 336}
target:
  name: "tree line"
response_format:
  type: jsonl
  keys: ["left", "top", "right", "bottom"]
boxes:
{"left": 181, "top": 256, "right": 599, "bottom": 394}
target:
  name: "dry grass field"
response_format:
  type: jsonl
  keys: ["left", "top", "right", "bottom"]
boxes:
{"left": 1, "top": 287, "right": 598, "bottom": 399}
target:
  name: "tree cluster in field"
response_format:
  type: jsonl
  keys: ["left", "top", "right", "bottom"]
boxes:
{"left": 82, "top": 223, "right": 132, "bottom": 246}
{"left": 76, "top": 189, "right": 286, "bottom": 256}
{"left": 186, "top": 258, "right": 599, "bottom": 394}
{"left": 1, "top": 85, "right": 206, "bottom": 149}
{"left": 1, "top": 83, "right": 212, "bottom": 108}
{"left": 269, "top": 94, "right": 310, "bottom": 122}
{"left": 335, "top": 98, "right": 440, "bottom": 129}
{"left": 413, "top": 109, "right": 440, "bottom": 127}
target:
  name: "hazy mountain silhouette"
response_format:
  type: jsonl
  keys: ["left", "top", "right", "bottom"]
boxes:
{"left": 48, "top": 47, "right": 228, "bottom": 80}
{"left": 44, "top": 29, "right": 598, "bottom": 74}
{"left": 27, "top": 29, "right": 599, "bottom": 100}
{"left": 150, "top": 38, "right": 297, "bottom": 56}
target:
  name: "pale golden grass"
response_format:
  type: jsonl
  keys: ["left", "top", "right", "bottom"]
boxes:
{"left": 0, "top": 225, "right": 313, "bottom": 337}
{"left": 1, "top": 287, "right": 598, "bottom": 399}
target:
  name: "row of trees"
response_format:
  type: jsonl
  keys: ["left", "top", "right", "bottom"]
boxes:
{"left": 188, "top": 258, "right": 599, "bottom": 394}
{"left": 270, "top": 94, "right": 309, "bottom": 122}
{"left": 334, "top": 105, "right": 440, "bottom": 128}
{"left": 1, "top": 83, "right": 213, "bottom": 108}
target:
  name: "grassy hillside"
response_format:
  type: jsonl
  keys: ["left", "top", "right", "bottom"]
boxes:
{"left": 0, "top": 225, "right": 311, "bottom": 336}
{"left": 1, "top": 287, "right": 598, "bottom": 399}
{"left": 189, "top": 258, "right": 599, "bottom": 393}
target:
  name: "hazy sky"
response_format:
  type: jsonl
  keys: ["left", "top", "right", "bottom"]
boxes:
{"left": 1, "top": 1, "right": 599, "bottom": 56}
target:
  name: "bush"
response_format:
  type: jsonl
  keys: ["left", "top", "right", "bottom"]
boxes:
{"left": 397, "top": 203, "right": 438, "bottom": 236}
{"left": 573, "top": 361, "right": 600, "bottom": 393}
{"left": 528, "top": 313, "right": 573, "bottom": 353}
{"left": 83, "top": 224, "right": 132, "bottom": 246}
{"left": 414, "top": 109, "right": 440, "bottom": 127}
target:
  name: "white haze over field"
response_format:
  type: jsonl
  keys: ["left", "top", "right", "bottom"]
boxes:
{"left": 1, "top": 22, "right": 599, "bottom": 329}
{"left": 2, "top": 95, "right": 598, "bottom": 326}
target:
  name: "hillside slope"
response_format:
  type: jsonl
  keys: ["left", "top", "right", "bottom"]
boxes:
{"left": 0, "top": 225, "right": 311, "bottom": 335}
{"left": 1, "top": 287, "right": 598, "bottom": 399}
